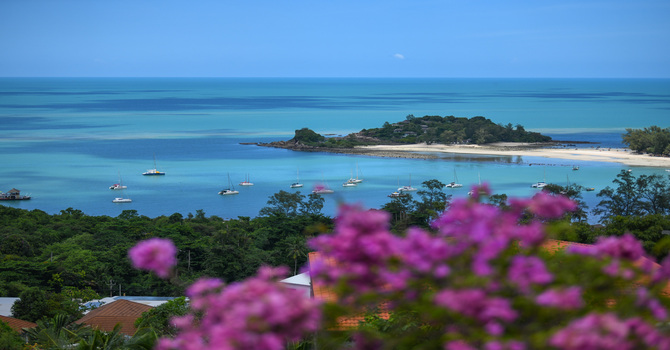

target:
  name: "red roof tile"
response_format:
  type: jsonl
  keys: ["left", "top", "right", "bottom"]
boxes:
{"left": 0, "top": 315, "right": 37, "bottom": 333}
{"left": 75, "top": 299, "right": 153, "bottom": 336}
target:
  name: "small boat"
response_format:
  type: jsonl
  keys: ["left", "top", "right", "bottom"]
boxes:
{"left": 342, "top": 182, "right": 357, "bottom": 187}
{"left": 290, "top": 168, "right": 304, "bottom": 188}
{"left": 0, "top": 188, "right": 31, "bottom": 200}
{"left": 445, "top": 170, "right": 463, "bottom": 188}
{"left": 313, "top": 180, "right": 334, "bottom": 194}
{"left": 346, "top": 164, "right": 363, "bottom": 184}
{"left": 239, "top": 174, "right": 254, "bottom": 186}
{"left": 531, "top": 167, "right": 547, "bottom": 188}
{"left": 143, "top": 154, "right": 165, "bottom": 176}
{"left": 398, "top": 174, "right": 417, "bottom": 192}
{"left": 219, "top": 174, "right": 239, "bottom": 195}
{"left": 585, "top": 187, "right": 595, "bottom": 192}
{"left": 572, "top": 166, "right": 580, "bottom": 171}
{"left": 531, "top": 181, "right": 547, "bottom": 189}
{"left": 112, "top": 197, "right": 132, "bottom": 203}
{"left": 388, "top": 191, "right": 409, "bottom": 198}
{"left": 110, "top": 172, "right": 127, "bottom": 190}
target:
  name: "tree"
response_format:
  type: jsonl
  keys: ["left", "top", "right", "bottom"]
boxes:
{"left": 12, "top": 287, "right": 48, "bottom": 322}
{"left": 259, "top": 191, "right": 306, "bottom": 217}
{"left": 542, "top": 183, "right": 589, "bottom": 222}
{"left": 280, "top": 236, "right": 308, "bottom": 276}
{"left": 135, "top": 297, "right": 189, "bottom": 337}
{"left": 593, "top": 170, "right": 645, "bottom": 222}
{"left": 415, "top": 179, "right": 450, "bottom": 223}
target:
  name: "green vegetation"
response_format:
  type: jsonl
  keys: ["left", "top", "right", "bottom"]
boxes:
{"left": 290, "top": 115, "right": 551, "bottom": 148}
{"left": 623, "top": 126, "right": 670, "bottom": 155}
{"left": 3, "top": 171, "right": 670, "bottom": 347}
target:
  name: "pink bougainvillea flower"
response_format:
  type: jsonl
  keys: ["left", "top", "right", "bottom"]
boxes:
{"left": 527, "top": 191, "right": 577, "bottom": 219}
{"left": 128, "top": 238, "right": 177, "bottom": 278}
{"left": 535, "top": 286, "right": 584, "bottom": 310}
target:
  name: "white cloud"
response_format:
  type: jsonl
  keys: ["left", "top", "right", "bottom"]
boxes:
{"left": 393, "top": 53, "right": 405, "bottom": 60}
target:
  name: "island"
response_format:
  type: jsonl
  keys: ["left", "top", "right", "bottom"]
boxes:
{"left": 258, "top": 115, "right": 670, "bottom": 167}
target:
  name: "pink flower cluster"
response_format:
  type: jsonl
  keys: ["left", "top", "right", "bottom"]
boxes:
{"left": 568, "top": 233, "right": 645, "bottom": 261}
{"left": 127, "top": 238, "right": 177, "bottom": 278}
{"left": 549, "top": 313, "right": 670, "bottom": 350}
{"left": 157, "top": 266, "right": 321, "bottom": 350}
{"left": 434, "top": 288, "right": 517, "bottom": 335}
{"left": 126, "top": 187, "right": 670, "bottom": 349}
{"left": 535, "top": 286, "right": 584, "bottom": 310}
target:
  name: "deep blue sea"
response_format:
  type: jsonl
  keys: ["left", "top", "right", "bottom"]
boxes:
{"left": 1, "top": 78, "right": 669, "bottom": 221}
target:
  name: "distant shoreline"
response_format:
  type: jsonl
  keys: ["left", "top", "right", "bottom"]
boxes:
{"left": 256, "top": 142, "right": 670, "bottom": 167}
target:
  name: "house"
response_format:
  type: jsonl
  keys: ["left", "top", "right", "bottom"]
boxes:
{"left": 75, "top": 299, "right": 153, "bottom": 336}
{"left": 279, "top": 272, "right": 311, "bottom": 299}
{"left": 0, "top": 315, "right": 36, "bottom": 333}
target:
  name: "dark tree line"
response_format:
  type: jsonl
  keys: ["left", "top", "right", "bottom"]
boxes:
{"left": 623, "top": 126, "right": 670, "bottom": 156}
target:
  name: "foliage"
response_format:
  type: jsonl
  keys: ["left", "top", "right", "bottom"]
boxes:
{"left": 0, "top": 321, "right": 24, "bottom": 350}
{"left": 286, "top": 115, "right": 551, "bottom": 148}
{"left": 594, "top": 170, "right": 670, "bottom": 222}
{"left": 623, "top": 126, "right": 670, "bottom": 155}
{"left": 135, "top": 297, "right": 189, "bottom": 337}
{"left": 128, "top": 186, "right": 670, "bottom": 349}
{"left": 11, "top": 287, "right": 48, "bottom": 322}
{"left": 291, "top": 127, "right": 325, "bottom": 144}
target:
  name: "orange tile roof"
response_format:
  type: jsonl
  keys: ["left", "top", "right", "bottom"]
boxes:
{"left": 0, "top": 315, "right": 37, "bottom": 333}
{"left": 75, "top": 299, "right": 153, "bottom": 336}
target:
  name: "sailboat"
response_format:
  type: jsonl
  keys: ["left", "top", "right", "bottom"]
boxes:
{"left": 313, "top": 173, "right": 334, "bottom": 194}
{"left": 239, "top": 174, "right": 254, "bottom": 186}
{"left": 218, "top": 174, "right": 239, "bottom": 195}
{"left": 110, "top": 172, "right": 127, "bottom": 190}
{"left": 531, "top": 167, "right": 547, "bottom": 188}
{"left": 468, "top": 172, "right": 485, "bottom": 197}
{"left": 343, "top": 170, "right": 358, "bottom": 187}
{"left": 112, "top": 184, "right": 132, "bottom": 203}
{"left": 398, "top": 174, "right": 417, "bottom": 192}
{"left": 143, "top": 154, "right": 165, "bottom": 176}
{"left": 445, "top": 169, "right": 463, "bottom": 188}
{"left": 290, "top": 168, "right": 304, "bottom": 188}
{"left": 346, "top": 163, "right": 363, "bottom": 184}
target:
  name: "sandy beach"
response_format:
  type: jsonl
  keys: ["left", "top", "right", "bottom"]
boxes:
{"left": 355, "top": 143, "right": 670, "bottom": 168}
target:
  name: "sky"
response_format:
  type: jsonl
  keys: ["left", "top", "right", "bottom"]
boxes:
{"left": 1, "top": 0, "right": 669, "bottom": 78}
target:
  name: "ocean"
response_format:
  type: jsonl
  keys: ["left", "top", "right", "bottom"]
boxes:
{"left": 1, "top": 78, "right": 669, "bottom": 221}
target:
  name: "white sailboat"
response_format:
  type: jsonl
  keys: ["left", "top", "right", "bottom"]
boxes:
{"left": 112, "top": 186, "right": 132, "bottom": 203}
{"left": 110, "top": 172, "right": 127, "bottom": 190}
{"left": 531, "top": 167, "right": 547, "bottom": 188}
{"left": 219, "top": 174, "right": 239, "bottom": 195}
{"left": 445, "top": 169, "right": 463, "bottom": 188}
{"left": 313, "top": 173, "right": 335, "bottom": 194}
{"left": 239, "top": 174, "right": 254, "bottom": 186}
{"left": 290, "top": 168, "right": 304, "bottom": 188}
{"left": 343, "top": 170, "right": 358, "bottom": 187}
{"left": 346, "top": 163, "right": 363, "bottom": 184}
{"left": 398, "top": 174, "right": 417, "bottom": 192}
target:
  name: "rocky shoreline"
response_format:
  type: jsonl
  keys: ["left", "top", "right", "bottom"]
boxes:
{"left": 255, "top": 140, "right": 439, "bottom": 159}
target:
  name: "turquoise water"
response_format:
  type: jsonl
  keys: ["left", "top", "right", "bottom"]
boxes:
{"left": 1, "top": 78, "right": 669, "bottom": 220}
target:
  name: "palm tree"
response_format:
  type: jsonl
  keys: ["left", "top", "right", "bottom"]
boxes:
{"left": 282, "top": 236, "right": 308, "bottom": 275}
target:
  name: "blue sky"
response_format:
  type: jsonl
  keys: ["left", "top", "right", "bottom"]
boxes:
{"left": 1, "top": 0, "right": 669, "bottom": 78}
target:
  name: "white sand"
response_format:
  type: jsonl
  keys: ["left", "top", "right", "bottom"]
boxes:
{"left": 356, "top": 143, "right": 670, "bottom": 168}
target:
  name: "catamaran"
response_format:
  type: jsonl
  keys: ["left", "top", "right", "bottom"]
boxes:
{"left": 143, "top": 154, "right": 165, "bottom": 176}
{"left": 398, "top": 174, "right": 417, "bottom": 192}
{"left": 445, "top": 170, "right": 463, "bottom": 188}
{"left": 219, "top": 174, "right": 239, "bottom": 195}
{"left": 239, "top": 174, "right": 254, "bottom": 186}
{"left": 110, "top": 172, "right": 127, "bottom": 190}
